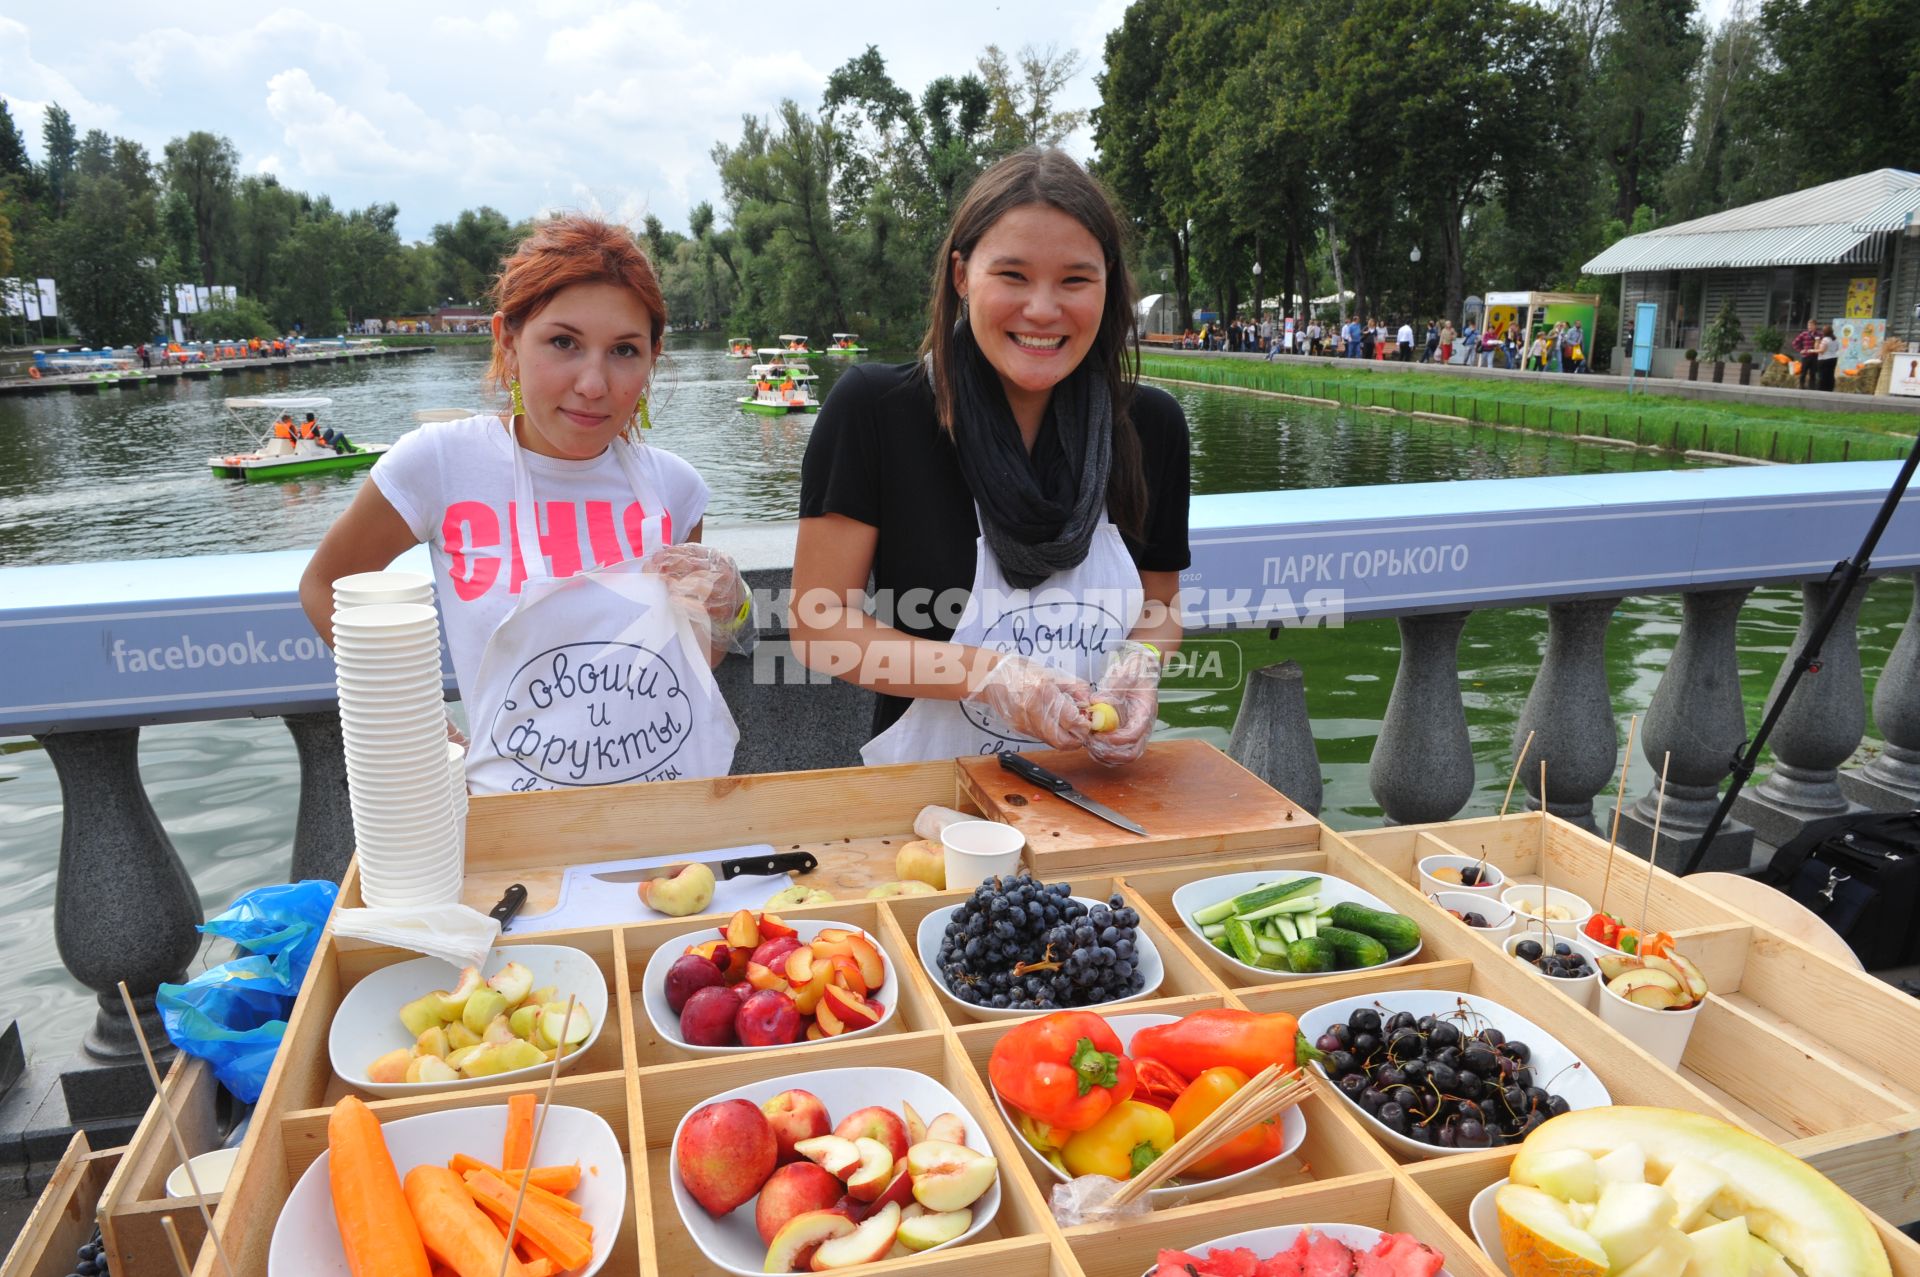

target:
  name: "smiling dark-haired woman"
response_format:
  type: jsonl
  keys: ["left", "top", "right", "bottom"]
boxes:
{"left": 791, "top": 147, "right": 1192, "bottom": 767}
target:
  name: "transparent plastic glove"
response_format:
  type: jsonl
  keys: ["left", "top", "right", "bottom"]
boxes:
{"left": 966, "top": 654, "right": 1095, "bottom": 750}
{"left": 643, "top": 542, "right": 755, "bottom": 655}
{"left": 1086, "top": 641, "right": 1162, "bottom": 766}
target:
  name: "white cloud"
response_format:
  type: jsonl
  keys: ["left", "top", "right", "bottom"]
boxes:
{"left": 264, "top": 68, "right": 448, "bottom": 178}
{"left": 0, "top": 15, "right": 119, "bottom": 145}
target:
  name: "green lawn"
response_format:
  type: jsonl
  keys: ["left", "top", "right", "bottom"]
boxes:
{"left": 1140, "top": 353, "right": 1918, "bottom": 464}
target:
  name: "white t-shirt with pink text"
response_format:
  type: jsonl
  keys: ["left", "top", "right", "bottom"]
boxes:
{"left": 371, "top": 414, "right": 710, "bottom": 704}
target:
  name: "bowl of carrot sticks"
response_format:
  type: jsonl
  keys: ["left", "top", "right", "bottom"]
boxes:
{"left": 269, "top": 1093, "right": 626, "bottom": 1276}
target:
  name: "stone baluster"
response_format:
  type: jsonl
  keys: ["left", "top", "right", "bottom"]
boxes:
{"left": 1729, "top": 578, "right": 1869, "bottom": 850}
{"left": 36, "top": 728, "right": 202, "bottom": 1062}
{"left": 284, "top": 710, "right": 356, "bottom": 883}
{"left": 1513, "top": 597, "right": 1622, "bottom": 832}
{"left": 1842, "top": 572, "right": 1920, "bottom": 810}
{"left": 1228, "top": 661, "right": 1323, "bottom": 815}
{"left": 1621, "top": 588, "right": 1755, "bottom": 869}
{"left": 1370, "top": 612, "right": 1475, "bottom": 824}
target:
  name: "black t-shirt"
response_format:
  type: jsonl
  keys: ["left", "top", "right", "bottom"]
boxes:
{"left": 798, "top": 360, "right": 1193, "bottom": 735}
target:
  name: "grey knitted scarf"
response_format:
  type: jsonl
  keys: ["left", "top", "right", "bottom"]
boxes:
{"left": 947, "top": 324, "right": 1112, "bottom": 590}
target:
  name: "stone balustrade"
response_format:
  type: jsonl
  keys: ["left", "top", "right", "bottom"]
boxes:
{"left": 3, "top": 464, "right": 1917, "bottom": 1094}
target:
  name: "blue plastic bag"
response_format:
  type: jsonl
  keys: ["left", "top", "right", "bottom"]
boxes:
{"left": 158, "top": 880, "right": 338, "bottom": 1103}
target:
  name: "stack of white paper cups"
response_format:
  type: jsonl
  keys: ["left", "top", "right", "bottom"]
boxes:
{"left": 334, "top": 570, "right": 433, "bottom": 609}
{"left": 331, "top": 595, "right": 461, "bottom": 908}
{"left": 447, "top": 740, "right": 469, "bottom": 856}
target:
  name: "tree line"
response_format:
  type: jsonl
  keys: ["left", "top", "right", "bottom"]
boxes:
{"left": 2, "top": 0, "right": 1914, "bottom": 350}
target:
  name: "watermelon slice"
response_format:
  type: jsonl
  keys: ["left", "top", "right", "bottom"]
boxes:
{"left": 1355, "top": 1233, "right": 1445, "bottom": 1277}
{"left": 1155, "top": 1250, "right": 1206, "bottom": 1276}
{"left": 1302, "top": 1230, "right": 1358, "bottom": 1277}
{"left": 1255, "top": 1233, "right": 1311, "bottom": 1277}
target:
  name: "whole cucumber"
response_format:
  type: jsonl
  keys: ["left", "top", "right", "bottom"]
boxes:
{"left": 1327, "top": 902, "right": 1422, "bottom": 956}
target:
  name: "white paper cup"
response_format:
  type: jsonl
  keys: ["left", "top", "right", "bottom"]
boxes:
{"left": 333, "top": 571, "right": 432, "bottom": 608}
{"left": 362, "top": 877, "right": 461, "bottom": 908}
{"left": 1501, "top": 884, "right": 1593, "bottom": 938}
{"left": 941, "top": 820, "right": 1026, "bottom": 889}
{"left": 1596, "top": 980, "right": 1705, "bottom": 1069}
{"left": 1417, "top": 853, "right": 1504, "bottom": 898}
{"left": 1430, "top": 890, "right": 1516, "bottom": 943}
{"left": 1505, "top": 932, "right": 1602, "bottom": 1011}
{"left": 166, "top": 1147, "right": 241, "bottom": 1199}
{"left": 331, "top": 603, "right": 438, "bottom": 633}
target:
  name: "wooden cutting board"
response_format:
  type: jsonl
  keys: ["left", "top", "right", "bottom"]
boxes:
{"left": 955, "top": 739, "right": 1319, "bottom": 873}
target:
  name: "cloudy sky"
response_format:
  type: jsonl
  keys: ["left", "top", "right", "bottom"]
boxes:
{"left": 1, "top": 2, "right": 1128, "bottom": 243}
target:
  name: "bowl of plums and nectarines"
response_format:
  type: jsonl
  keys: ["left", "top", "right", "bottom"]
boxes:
{"left": 668, "top": 1067, "right": 1001, "bottom": 1276}
{"left": 641, "top": 911, "right": 898, "bottom": 1056}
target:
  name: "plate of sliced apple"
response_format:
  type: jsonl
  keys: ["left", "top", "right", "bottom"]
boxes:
{"left": 327, "top": 944, "right": 608, "bottom": 1098}
{"left": 668, "top": 1066, "right": 1001, "bottom": 1276}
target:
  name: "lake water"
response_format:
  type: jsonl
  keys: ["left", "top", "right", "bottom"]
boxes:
{"left": 0, "top": 339, "right": 1909, "bottom": 1061}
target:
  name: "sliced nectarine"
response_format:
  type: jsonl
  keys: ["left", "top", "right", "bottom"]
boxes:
{"left": 843, "top": 934, "right": 886, "bottom": 990}
{"left": 809, "top": 1201, "right": 899, "bottom": 1270}
{"left": 806, "top": 1023, "right": 826, "bottom": 1041}
{"left": 924, "top": 1113, "right": 967, "bottom": 1147}
{"left": 820, "top": 984, "right": 882, "bottom": 1032}
{"left": 759, "top": 913, "right": 798, "bottom": 940}
{"left": 906, "top": 1141, "right": 996, "bottom": 1213}
{"left": 725, "top": 909, "right": 761, "bottom": 950}
{"left": 901, "top": 1101, "right": 927, "bottom": 1146}
{"left": 824, "top": 954, "right": 868, "bottom": 997}
{"left": 763, "top": 1209, "right": 855, "bottom": 1274}
{"left": 844, "top": 1138, "right": 895, "bottom": 1202}
{"left": 784, "top": 948, "right": 815, "bottom": 985}
{"left": 746, "top": 962, "right": 791, "bottom": 993}
{"left": 794, "top": 1134, "right": 860, "bottom": 1179}
{"left": 813, "top": 996, "right": 846, "bottom": 1038}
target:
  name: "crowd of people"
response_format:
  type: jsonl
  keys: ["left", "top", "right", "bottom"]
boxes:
{"left": 1178, "top": 314, "right": 1594, "bottom": 372}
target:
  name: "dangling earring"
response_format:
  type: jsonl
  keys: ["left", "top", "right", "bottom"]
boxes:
{"left": 509, "top": 377, "right": 525, "bottom": 419}
{"left": 633, "top": 393, "right": 653, "bottom": 432}
{"left": 958, "top": 295, "right": 969, "bottom": 323}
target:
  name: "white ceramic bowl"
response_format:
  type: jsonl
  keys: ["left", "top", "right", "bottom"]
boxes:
{"left": 1469, "top": 1180, "right": 1516, "bottom": 1276}
{"left": 1429, "top": 891, "right": 1516, "bottom": 943}
{"left": 915, "top": 898, "right": 1163, "bottom": 1021}
{"left": 1499, "top": 885, "right": 1592, "bottom": 938}
{"left": 640, "top": 919, "right": 899, "bottom": 1056}
{"left": 1171, "top": 870, "right": 1422, "bottom": 981}
{"left": 994, "top": 1013, "right": 1308, "bottom": 1207}
{"left": 268, "top": 1104, "right": 625, "bottom": 1277}
{"left": 1136, "top": 1223, "right": 1457, "bottom": 1277}
{"left": 328, "top": 944, "right": 609, "bottom": 1097}
{"left": 667, "top": 1066, "right": 1000, "bottom": 1276}
{"left": 1503, "top": 933, "right": 1603, "bottom": 1011}
{"left": 165, "top": 1146, "right": 240, "bottom": 1199}
{"left": 1417, "top": 853, "right": 1505, "bottom": 899}
{"left": 1298, "top": 989, "right": 1612, "bottom": 1160}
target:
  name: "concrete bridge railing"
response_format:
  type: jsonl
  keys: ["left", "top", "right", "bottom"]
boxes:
{"left": 2, "top": 463, "right": 1917, "bottom": 1074}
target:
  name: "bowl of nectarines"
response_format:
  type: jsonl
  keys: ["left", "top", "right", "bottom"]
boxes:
{"left": 641, "top": 911, "right": 899, "bottom": 1056}
{"left": 668, "top": 1066, "right": 1001, "bottom": 1275}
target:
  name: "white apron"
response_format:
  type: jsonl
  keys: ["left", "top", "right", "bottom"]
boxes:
{"left": 464, "top": 421, "right": 739, "bottom": 795}
{"left": 861, "top": 512, "right": 1144, "bottom": 765}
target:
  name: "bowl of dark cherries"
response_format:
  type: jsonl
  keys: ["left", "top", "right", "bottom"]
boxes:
{"left": 1504, "top": 933, "right": 1601, "bottom": 1009}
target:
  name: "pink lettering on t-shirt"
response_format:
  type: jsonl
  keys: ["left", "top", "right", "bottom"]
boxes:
{"left": 537, "top": 501, "right": 582, "bottom": 580}
{"left": 584, "top": 501, "right": 624, "bottom": 568}
{"left": 442, "top": 501, "right": 501, "bottom": 602}
{"left": 622, "top": 502, "right": 671, "bottom": 558}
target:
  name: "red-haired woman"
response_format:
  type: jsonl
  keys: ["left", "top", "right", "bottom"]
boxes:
{"left": 301, "top": 215, "right": 746, "bottom": 794}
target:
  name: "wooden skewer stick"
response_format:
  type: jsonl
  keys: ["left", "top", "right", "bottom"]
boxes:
{"left": 1499, "top": 729, "right": 1536, "bottom": 819}
{"left": 1473, "top": 729, "right": 1536, "bottom": 888}
{"left": 118, "top": 981, "right": 234, "bottom": 1277}
{"left": 161, "top": 1215, "right": 195, "bottom": 1277}
{"left": 1109, "top": 1065, "right": 1312, "bottom": 1208}
{"left": 1596, "top": 714, "right": 1640, "bottom": 918}
{"left": 1640, "top": 751, "right": 1672, "bottom": 935}
{"left": 1537, "top": 760, "right": 1552, "bottom": 941}
{"left": 498, "top": 993, "right": 577, "bottom": 1277}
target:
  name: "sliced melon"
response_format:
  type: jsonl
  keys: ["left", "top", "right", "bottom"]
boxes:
{"left": 1512, "top": 1107, "right": 1891, "bottom": 1277}
{"left": 1588, "top": 1182, "right": 1681, "bottom": 1269}
{"left": 1617, "top": 1229, "right": 1690, "bottom": 1277}
{"left": 1520, "top": 1147, "right": 1601, "bottom": 1204}
{"left": 1746, "top": 1235, "right": 1795, "bottom": 1277}
{"left": 1595, "top": 1142, "right": 1646, "bottom": 1187}
{"left": 1683, "top": 1216, "right": 1750, "bottom": 1277}
{"left": 1662, "top": 1158, "right": 1728, "bottom": 1231}
{"left": 1497, "top": 1183, "right": 1609, "bottom": 1277}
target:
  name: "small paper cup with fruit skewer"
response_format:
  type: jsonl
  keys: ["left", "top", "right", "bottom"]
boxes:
{"left": 1428, "top": 891, "right": 1517, "bottom": 943}
{"left": 1417, "top": 853, "right": 1505, "bottom": 900}
{"left": 1502, "top": 932, "right": 1603, "bottom": 1011}
{"left": 1593, "top": 946, "right": 1710, "bottom": 1070}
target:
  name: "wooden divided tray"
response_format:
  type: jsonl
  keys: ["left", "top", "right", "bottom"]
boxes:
{"left": 71, "top": 747, "right": 1920, "bottom": 1277}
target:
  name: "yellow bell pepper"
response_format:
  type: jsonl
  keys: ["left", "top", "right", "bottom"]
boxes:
{"left": 1061, "top": 1100, "right": 1176, "bottom": 1180}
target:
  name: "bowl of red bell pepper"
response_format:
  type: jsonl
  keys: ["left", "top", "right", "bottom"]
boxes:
{"left": 987, "top": 1008, "right": 1309, "bottom": 1206}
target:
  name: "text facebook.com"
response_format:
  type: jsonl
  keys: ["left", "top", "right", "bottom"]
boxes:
{"left": 110, "top": 632, "right": 335, "bottom": 674}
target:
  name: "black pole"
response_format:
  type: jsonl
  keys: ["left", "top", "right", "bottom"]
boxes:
{"left": 1682, "top": 428, "right": 1920, "bottom": 876}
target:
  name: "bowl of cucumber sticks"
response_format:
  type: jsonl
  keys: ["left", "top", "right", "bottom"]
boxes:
{"left": 1170, "top": 871, "right": 1424, "bottom": 981}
